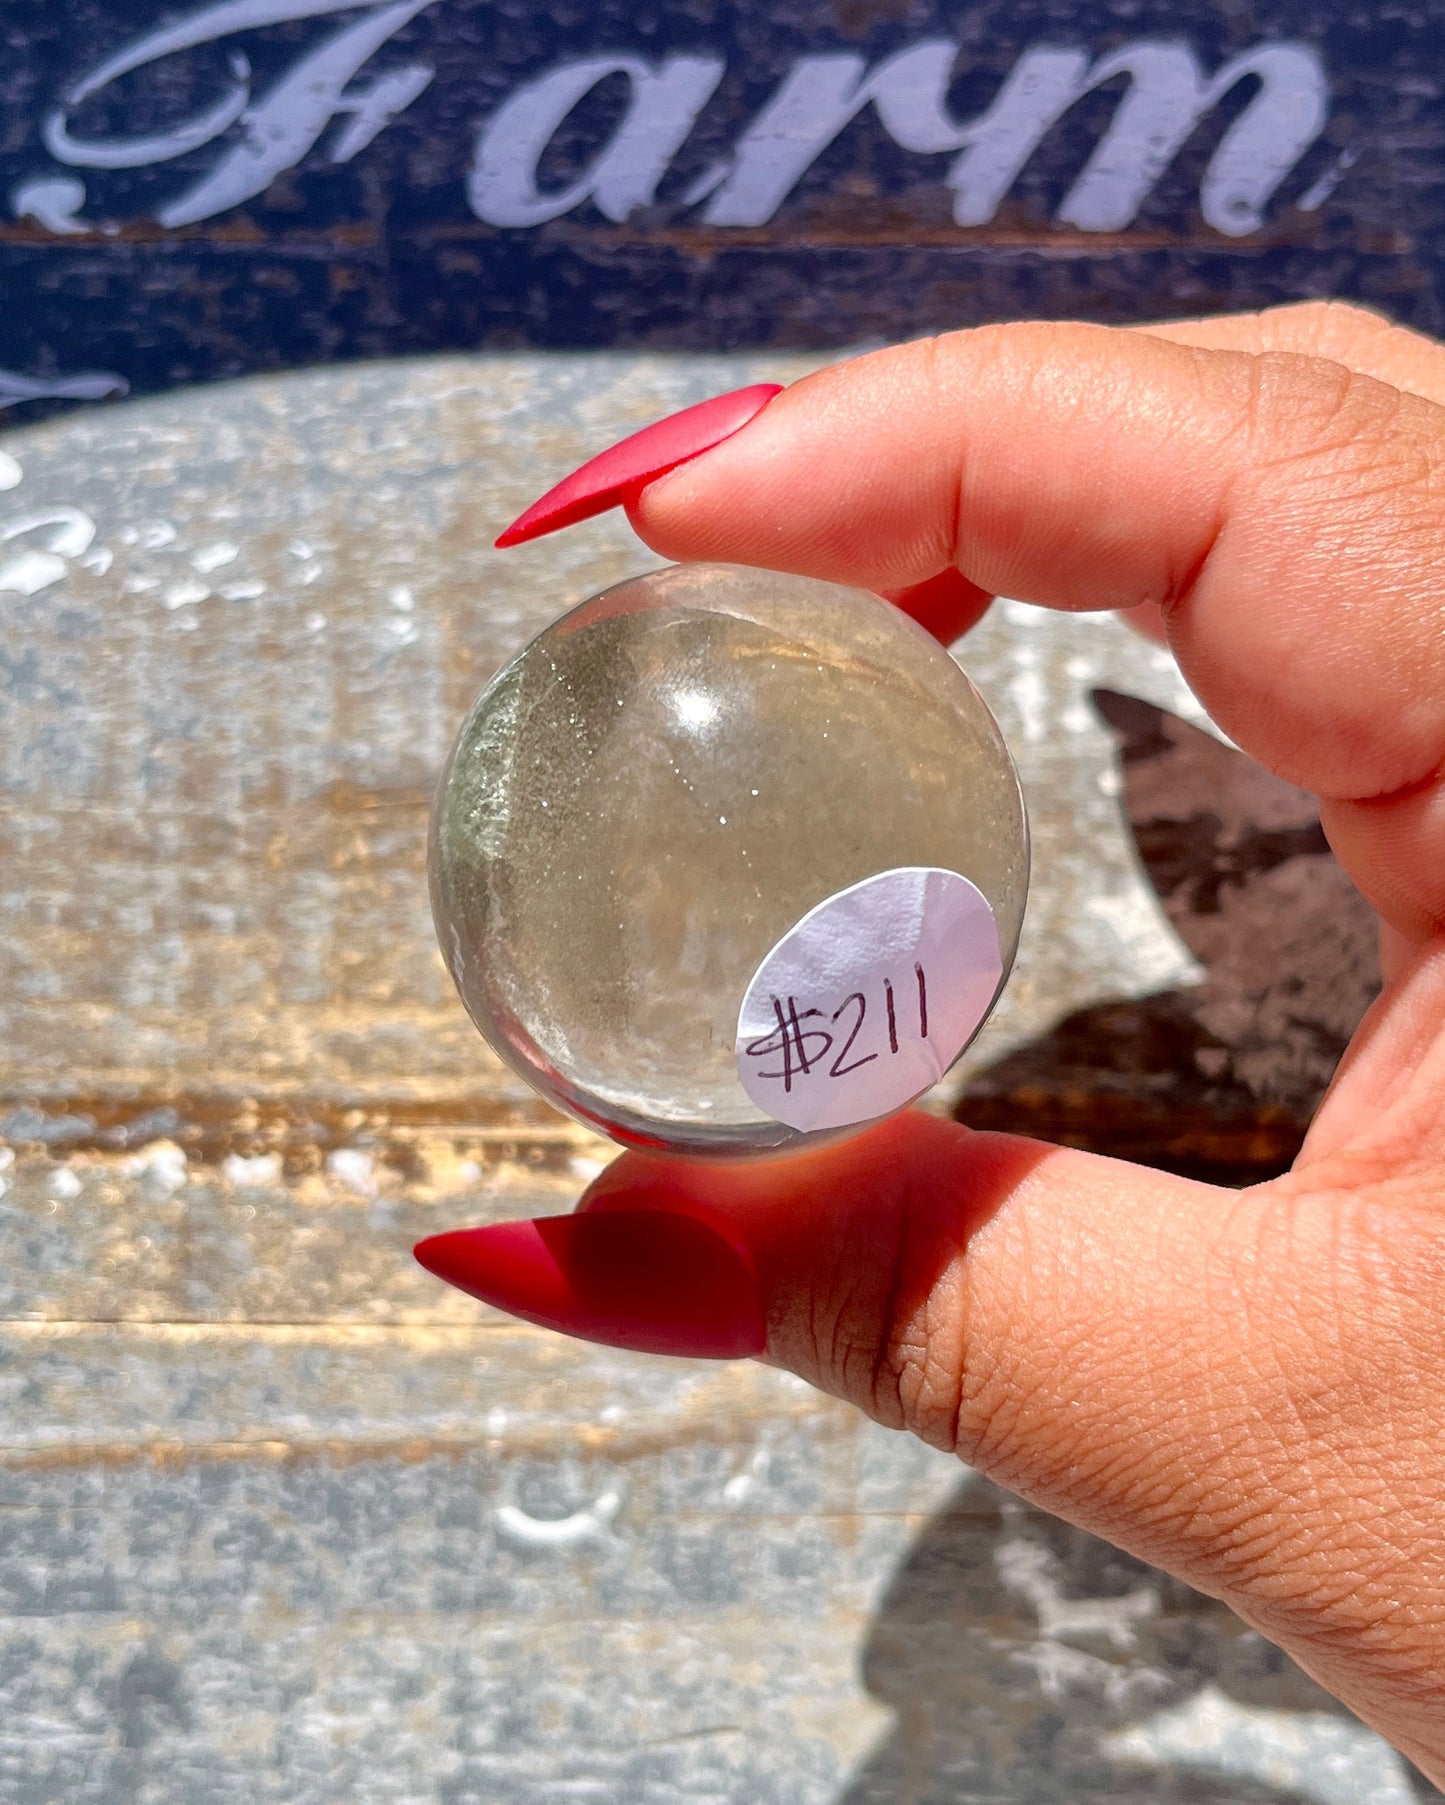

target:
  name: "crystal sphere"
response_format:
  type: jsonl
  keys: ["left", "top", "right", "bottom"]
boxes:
{"left": 430, "top": 563, "right": 1028, "bottom": 1156}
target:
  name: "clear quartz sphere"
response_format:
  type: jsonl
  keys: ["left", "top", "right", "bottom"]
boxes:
{"left": 429, "top": 563, "right": 1028, "bottom": 1156}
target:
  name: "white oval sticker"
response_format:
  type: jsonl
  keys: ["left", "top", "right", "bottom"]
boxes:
{"left": 735, "top": 867, "right": 1003, "bottom": 1134}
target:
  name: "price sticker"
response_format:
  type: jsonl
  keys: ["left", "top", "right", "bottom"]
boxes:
{"left": 735, "top": 867, "right": 1003, "bottom": 1133}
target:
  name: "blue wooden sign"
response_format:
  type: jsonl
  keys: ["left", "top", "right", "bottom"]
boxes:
{"left": 1, "top": 0, "right": 1441, "bottom": 411}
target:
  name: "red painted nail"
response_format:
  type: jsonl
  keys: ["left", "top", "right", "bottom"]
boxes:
{"left": 495, "top": 383, "right": 783, "bottom": 548}
{"left": 414, "top": 1208, "right": 766, "bottom": 1359}
{"left": 881, "top": 568, "right": 994, "bottom": 646}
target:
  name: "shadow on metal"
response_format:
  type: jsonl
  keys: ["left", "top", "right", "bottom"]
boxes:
{"left": 840, "top": 1478, "right": 1436, "bottom": 1805}
{"left": 956, "top": 690, "right": 1381, "bottom": 1187}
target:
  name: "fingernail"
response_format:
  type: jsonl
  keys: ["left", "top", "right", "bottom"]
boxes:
{"left": 414, "top": 1208, "right": 766, "bottom": 1359}
{"left": 495, "top": 383, "right": 782, "bottom": 548}
{"left": 880, "top": 568, "right": 993, "bottom": 646}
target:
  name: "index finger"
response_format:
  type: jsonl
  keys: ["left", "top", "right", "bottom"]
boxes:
{"left": 630, "top": 321, "right": 1445, "bottom": 941}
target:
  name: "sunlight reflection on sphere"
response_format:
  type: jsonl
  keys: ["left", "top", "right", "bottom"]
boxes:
{"left": 430, "top": 563, "right": 1028, "bottom": 1156}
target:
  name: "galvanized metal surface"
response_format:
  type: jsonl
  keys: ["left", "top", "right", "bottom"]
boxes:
{"left": 0, "top": 356, "right": 1427, "bottom": 1801}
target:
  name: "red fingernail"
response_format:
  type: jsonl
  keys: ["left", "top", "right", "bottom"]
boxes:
{"left": 495, "top": 383, "right": 783, "bottom": 548}
{"left": 881, "top": 568, "right": 993, "bottom": 646}
{"left": 414, "top": 1208, "right": 766, "bottom": 1359}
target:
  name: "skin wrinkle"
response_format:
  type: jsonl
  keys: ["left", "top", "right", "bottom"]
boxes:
{"left": 905, "top": 1246, "right": 971, "bottom": 1455}
{"left": 1196, "top": 355, "right": 1434, "bottom": 802}
{"left": 817, "top": 1252, "right": 872, "bottom": 1418}
{"left": 1214, "top": 365, "right": 1445, "bottom": 801}
{"left": 1223, "top": 1264, "right": 1444, "bottom": 1555}
{"left": 895, "top": 1317, "right": 960, "bottom": 1455}
{"left": 1112, "top": 342, "right": 1243, "bottom": 611}
{"left": 1245, "top": 1587, "right": 1445, "bottom": 1705}
{"left": 880, "top": 1151, "right": 968, "bottom": 1452}
{"left": 951, "top": 1191, "right": 1069, "bottom": 1471}
{"left": 950, "top": 1296, "right": 1015, "bottom": 1470}
{"left": 1244, "top": 466, "right": 1438, "bottom": 634}
{"left": 961, "top": 334, "right": 1170, "bottom": 613}
{"left": 1141, "top": 301, "right": 1445, "bottom": 404}
{"left": 937, "top": 1301, "right": 969, "bottom": 1462}
{"left": 798, "top": 1171, "right": 915, "bottom": 1430}
{"left": 1154, "top": 472, "right": 1226, "bottom": 619}
{"left": 915, "top": 334, "right": 966, "bottom": 584}
{"left": 1067, "top": 1184, "right": 1421, "bottom": 1566}
{"left": 1241, "top": 350, "right": 1401, "bottom": 469}
{"left": 965, "top": 1315, "right": 1165, "bottom": 1503}
{"left": 1265, "top": 1199, "right": 1413, "bottom": 1416}
{"left": 864, "top": 1173, "right": 917, "bottom": 1434}
{"left": 968, "top": 1173, "right": 1444, "bottom": 1698}
{"left": 781, "top": 1228, "right": 834, "bottom": 1397}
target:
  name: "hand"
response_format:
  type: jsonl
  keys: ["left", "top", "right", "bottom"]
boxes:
{"left": 450, "top": 303, "right": 1445, "bottom": 1780}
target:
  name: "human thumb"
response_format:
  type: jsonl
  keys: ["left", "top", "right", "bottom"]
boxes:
{"left": 419, "top": 1109, "right": 1279, "bottom": 1591}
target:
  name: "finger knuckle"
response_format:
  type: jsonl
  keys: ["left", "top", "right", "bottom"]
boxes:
{"left": 1240, "top": 351, "right": 1444, "bottom": 519}
{"left": 798, "top": 1167, "right": 976, "bottom": 1450}
{"left": 1244, "top": 348, "right": 1391, "bottom": 447}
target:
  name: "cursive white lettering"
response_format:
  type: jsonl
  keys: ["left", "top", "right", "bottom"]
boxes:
{"left": 40, "top": 0, "right": 437, "bottom": 227}
{"left": 947, "top": 40, "right": 1329, "bottom": 234}
{"left": 694, "top": 41, "right": 965, "bottom": 226}
{"left": 946, "top": 48, "right": 1094, "bottom": 226}
{"left": 1053, "top": 42, "right": 1329, "bottom": 236}
{"left": 469, "top": 55, "right": 725, "bottom": 228}
{"left": 43, "top": 0, "right": 393, "bottom": 169}
{"left": 30, "top": 18, "right": 1335, "bottom": 243}
{"left": 694, "top": 35, "right": 1327, "bottom": 235}
{"left": 159, "top": 0, "right": 434, "bottom": 226}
